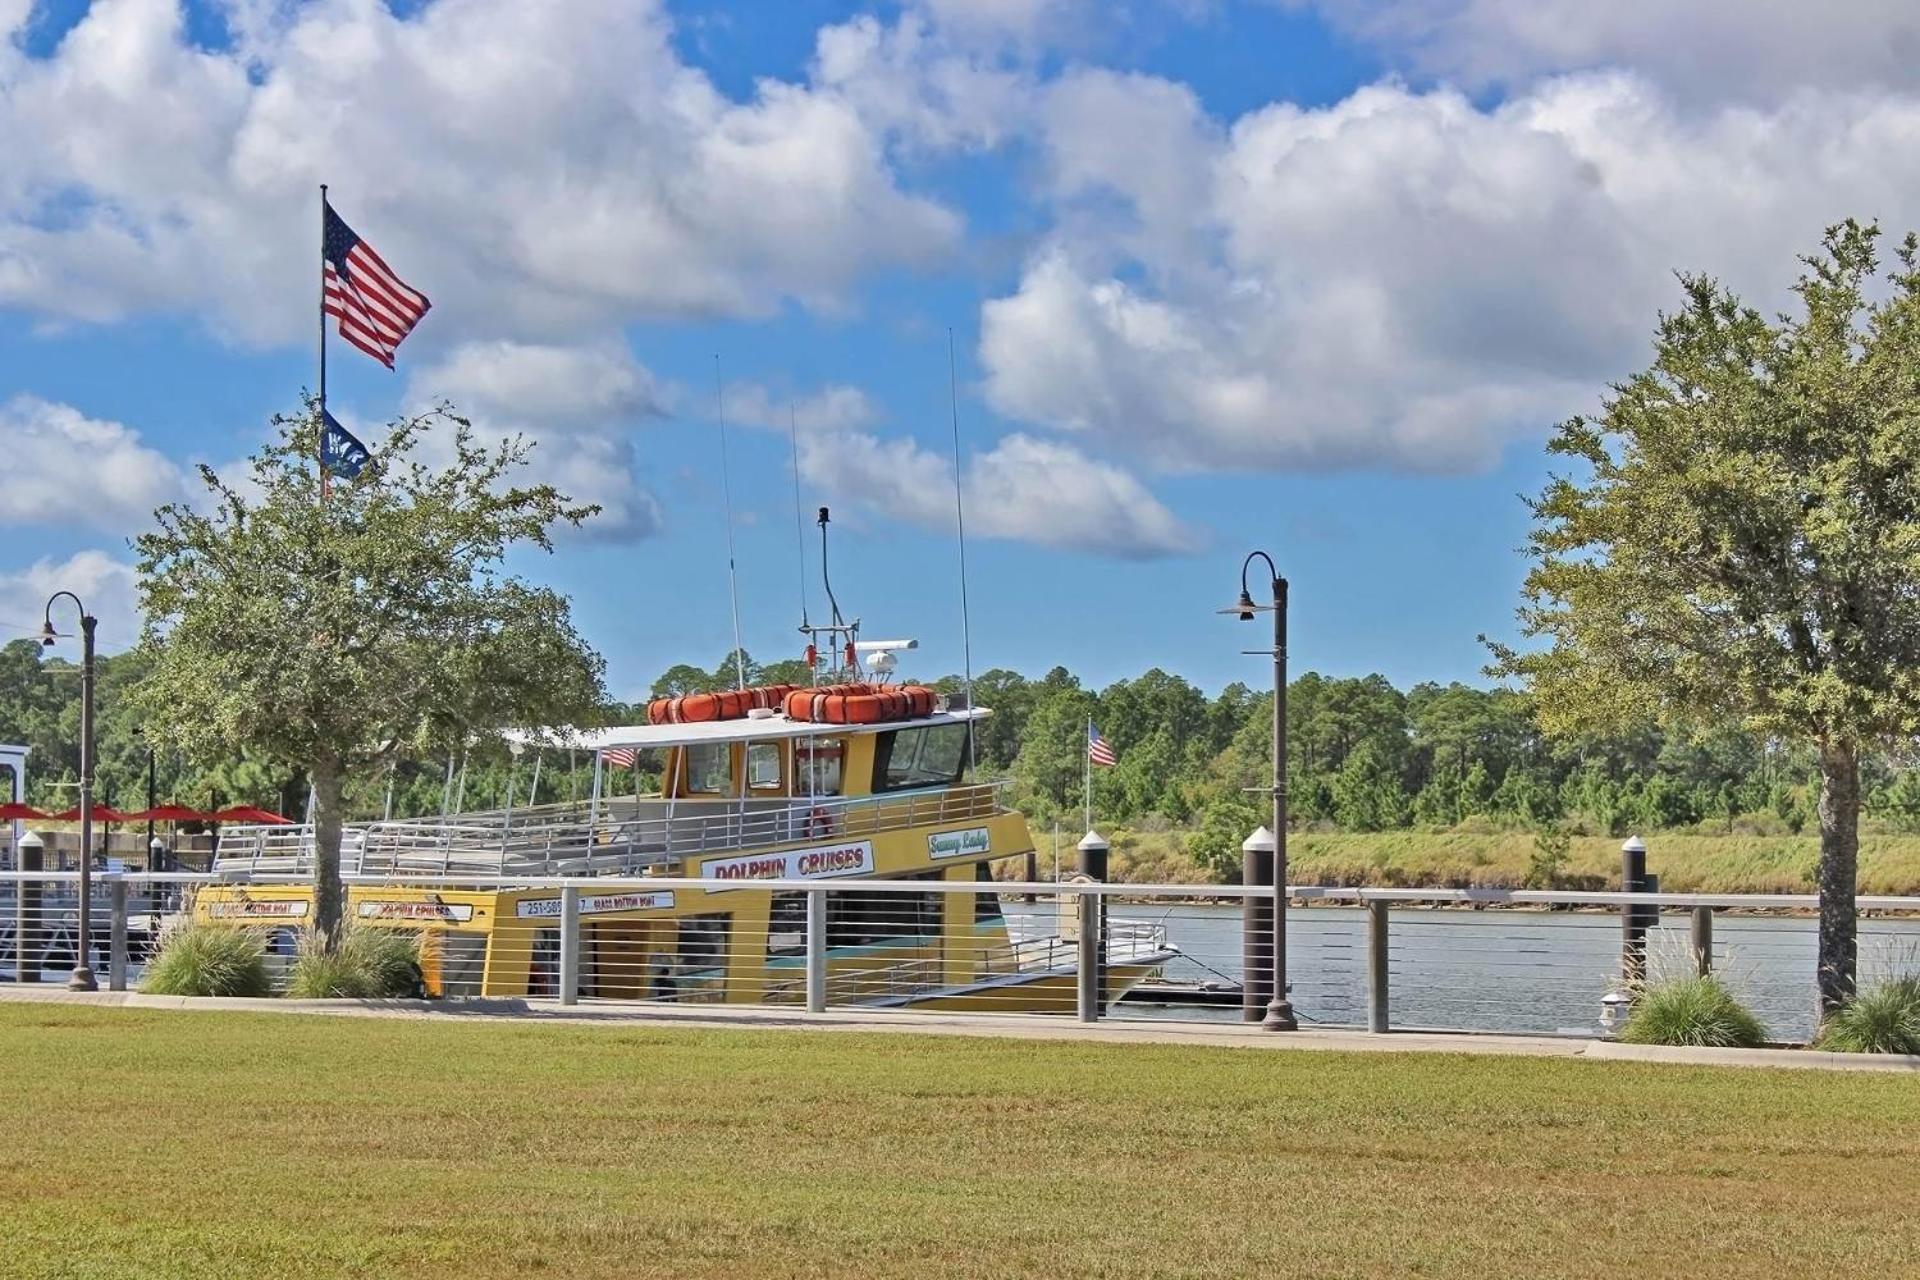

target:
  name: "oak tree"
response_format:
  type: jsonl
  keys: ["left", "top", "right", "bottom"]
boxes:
{"left": 1494, "top": 221, "right": 1920, "bottom": 1014}
{"left": 133, "top": 404, "right": 606, "bottom": 941}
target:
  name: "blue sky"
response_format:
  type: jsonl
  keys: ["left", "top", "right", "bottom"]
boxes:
{"left": 5, "top": 0, "right": 1918, "bottom": 699}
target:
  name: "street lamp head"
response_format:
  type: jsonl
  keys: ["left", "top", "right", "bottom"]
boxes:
{"left": 1233, "top": 589, "right": 1256, "bottom": 621}
{"left": 38, "top": 621, "right": 55, "bottom": 648}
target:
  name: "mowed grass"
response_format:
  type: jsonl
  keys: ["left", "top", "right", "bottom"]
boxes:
{"left": 1, "top": 1007, "right": 1916, "bottom": 1279}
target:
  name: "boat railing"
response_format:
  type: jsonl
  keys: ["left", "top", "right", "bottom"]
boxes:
{"left": 210, "top": 783, "right": 1011, "bottom": 880}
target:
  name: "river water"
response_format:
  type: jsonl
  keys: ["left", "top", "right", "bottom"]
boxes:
{"left": 1008, "top": 901, "right": 1920, "bottom": 1043}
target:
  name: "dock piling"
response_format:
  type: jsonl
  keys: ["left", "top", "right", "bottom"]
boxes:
{"left": 1691, "top": 905, "right": 1714, "bottom": 977}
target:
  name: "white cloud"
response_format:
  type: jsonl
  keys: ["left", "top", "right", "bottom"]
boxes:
{"left": 0, "top": 550, "right": 142, "bottom": 650}
{"left": 1296, "top": 1, "right": 1920, "bottom": 103}
{"left": 722, "top": 382, "right": 880, "bottom": 434}
{"left": 798, "top": 427, "right": 1200, "bottom": 558}
{"left": 982, "top": 71, "right": 1920, "bottom": 474}
{"left": 0, "top": 395, "right": 186, "bottom": 532}
{"left": 407, "top": 341, "right": 665, "bottom": 540}
{"left": 0, "top": 0, "right": 959, "bottom": 342}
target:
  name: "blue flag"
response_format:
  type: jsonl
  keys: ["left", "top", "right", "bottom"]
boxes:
{"left": 320, "top": 409, "right": 371, "bottom": 480}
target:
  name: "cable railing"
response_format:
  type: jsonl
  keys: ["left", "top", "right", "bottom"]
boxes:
{"left": 4, "top": 871, "right": 1916, "bottom": 1042}
{"left": 210, "top": 784, "right": 1009, "bottom": 880}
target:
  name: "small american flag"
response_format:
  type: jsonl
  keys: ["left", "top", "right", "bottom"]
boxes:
{"left": 323, "top": 201, "right": 430, "bottom": 368}
{"left": 603, "top": 747, "right": 637, "bottom": 769}
{"left": 1087, "top": 723, "right": 1117, "bottom": 768}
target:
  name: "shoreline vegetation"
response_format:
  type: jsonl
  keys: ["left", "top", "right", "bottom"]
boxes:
{"left": 1023, "top": 826, "right": 1920, "bottom": 897}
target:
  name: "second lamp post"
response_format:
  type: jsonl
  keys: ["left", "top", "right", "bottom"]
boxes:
{"left": 41, "top": 591, "right": 99, "bottom": 993}
{"left": 1223, "top": 552, "right": 1296, "bottom": 1031}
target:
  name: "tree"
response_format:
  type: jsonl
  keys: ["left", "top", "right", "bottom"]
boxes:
{"left": 1493, "top": 221, "right": 1920, "bottom": 1013}
{"left": 134, "top": 405, "right": 606, "bottom": 942}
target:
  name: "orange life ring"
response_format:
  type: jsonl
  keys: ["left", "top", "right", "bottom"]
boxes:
{"left": 647, "top": 683, "right": 798, "bottom": 725}
{"left": 783, "top": 683, "right": 939, "bottom": 725}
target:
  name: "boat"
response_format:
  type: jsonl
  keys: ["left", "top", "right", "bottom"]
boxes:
{"left": 196, "top": 694, "right": 1173, "bottom": 1011}
{"left": 196, "top": 513, "right": 1173, "bottom": 1013}
{"left": 196, "top": 504, "right": 1175, "bottom": 1010}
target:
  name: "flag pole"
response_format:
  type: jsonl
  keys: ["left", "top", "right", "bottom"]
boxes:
{"left": 318, "top": 182, "right": 330, "bottom": 504}
{"left": 1084, "top": 715, "right": 1092, "bottom": 834}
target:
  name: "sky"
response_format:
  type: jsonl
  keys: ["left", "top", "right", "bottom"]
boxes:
{"left": 5, "top": 1, "right": 1920, "bottom": 701}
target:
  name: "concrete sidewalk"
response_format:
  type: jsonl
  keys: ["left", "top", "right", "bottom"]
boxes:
{"left": 4, "top": 985, "right": 1916, "bottom": 1073}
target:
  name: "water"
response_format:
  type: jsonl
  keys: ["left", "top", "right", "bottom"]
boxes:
{"left": 1008, "top": 901, "right": 1920, "bottom": 1042}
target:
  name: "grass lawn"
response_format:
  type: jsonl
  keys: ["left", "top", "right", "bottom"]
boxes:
{"left": 1, "top": 1007, "right": 1915, "bottom": 1279}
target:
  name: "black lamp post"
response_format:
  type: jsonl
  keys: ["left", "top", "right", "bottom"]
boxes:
{"left": 41, "top": 591, "right": 98, "bottom": 992}
{"left": 1220, "top": 552, "right": 1296, "bottom": 1031}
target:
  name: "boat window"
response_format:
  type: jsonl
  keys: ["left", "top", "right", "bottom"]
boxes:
{"left": 767, "top": 892, "right": 806, "bottom": 958}
{"left": 747, "top": 742, "right": 782, "bottom": 791}
{"left": 684, "top": 743, "right": 733, "bottom": 794}
{"left": 827, "top": 871, "right": 942, "bottom": 947}
{"left": 796, "top": 738, "right": 845, "bottom": 797}
{"left": 872, "top": 723, "right": 970, "bottom": 793}
{"left": 677, "top": 913, "right": 730, "bottom": 972}
{"left": 974, "top": 860, "right": 1003, "bottom": 923}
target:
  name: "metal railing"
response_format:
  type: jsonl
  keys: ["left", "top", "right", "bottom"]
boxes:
{"left": 5, "top": 870, "right": 1916, "bottom": 1042}
{"left": 212, "top": 784, "right": 1008, "bottom": 880}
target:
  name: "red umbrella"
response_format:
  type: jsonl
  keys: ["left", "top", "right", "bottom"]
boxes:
{"left": 0, "top": 802, "right": 50, "bottom": 821}
{"left": 48, "top": 806, "right": 136, "bottom": 823}
{"left": 126, "top": 804, "right": 215, "bottom": 823}
{"left": 210, "top": 805, "right": 294, "bottom": 825}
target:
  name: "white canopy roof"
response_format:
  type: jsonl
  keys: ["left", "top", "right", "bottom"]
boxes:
{"left": 509, "top": 706, "right": 989, "bottom": 753}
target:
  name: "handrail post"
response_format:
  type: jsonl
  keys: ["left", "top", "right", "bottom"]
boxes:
{"left": 1366, "top": 897, "right": 1389, "bottom": 1033}
{"left": 558, "top": 886, "right": 580, "bottom": 1006}
{"left": 108, "top": 877, "right": 128, "bottom": 992}
{"left": 805, "top": 888, "right": 827, "bottom": 1013}
{"left": 1691, "top": 905, "right": 1713, "bottom": 977}
{"left": 15, "top": 833, "right": 43, "bottom": 983}
{"left": 1075, "top": 885, "right": 1099, "bottom": 1023}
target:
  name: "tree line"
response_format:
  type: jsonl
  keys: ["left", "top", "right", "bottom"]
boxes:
{"left": 14, "top": 638, "right": 1917, "bottom": 856}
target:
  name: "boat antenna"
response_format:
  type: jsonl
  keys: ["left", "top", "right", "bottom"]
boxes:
{"left": 715, "top": 354, "right": 747, "bottom": 690}
{"left": 810, "top": 505, "right": 860, "bottom": 679}
{"left": 818, "top": 506, "right": 844, "bottom": 630}
{"left": 947, "top": 326, "right": 977, "bottom": 773}
{"left": 789, "top": 401, "right": 811, "bottom": 630}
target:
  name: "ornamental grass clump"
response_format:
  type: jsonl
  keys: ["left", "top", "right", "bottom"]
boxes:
{"left": 1816, "top": 975, "right": 1920, "bottom": 1055}
{"left": 284, "top": 924, "right": 423, "bottom": 999}
{"left": 1620, "top": 974, "right": 1768, "bottom": 1049}
{"left": 141, "top": 922, "right": 272, "bottom": 998}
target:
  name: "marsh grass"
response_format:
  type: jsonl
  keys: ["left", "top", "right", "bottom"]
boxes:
{"left": 1817, "top": 973, "right": 1920, "bottom": 1054}
{"left": 139, "top": 921, "right": 272, "bottom": 998}
{"left": 1080, "top": 827, "right": 1920, "bottom": 892}
{"left": 283, "top": 924, "right": 422, "bottom": 999}
{"left": 1620, "top": 973, "right": 1768, "bottom": 1048}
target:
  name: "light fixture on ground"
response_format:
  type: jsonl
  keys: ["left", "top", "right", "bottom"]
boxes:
{"left": 1218, "top": 551, "right": 1296, "bottom": 1031}
{"left": 41, "top": 591, "right": 99, "bottom": 992}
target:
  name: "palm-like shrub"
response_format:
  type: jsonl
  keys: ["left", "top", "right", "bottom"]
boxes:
{"left": 284, "top": 925, "right": 423, "bottom": 999}
{"left": 141, "top": 923, "right": 272, "bottom": 998}
{"left": 1620, "top": 975, "right": 1767, "bottom": 1048}
{"left": 1816, "top": 975, "right": 1920, "bottom": 1054}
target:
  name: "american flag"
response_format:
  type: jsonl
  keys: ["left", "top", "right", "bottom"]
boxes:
{"left": 1087, "top": 723, "right": 1117, "bottom": 768}
{"left": 323, "top": 202, "right": 430, "bottom": 368}
{"left": 603, "top": 747, "right": 637, "bottom": 769}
